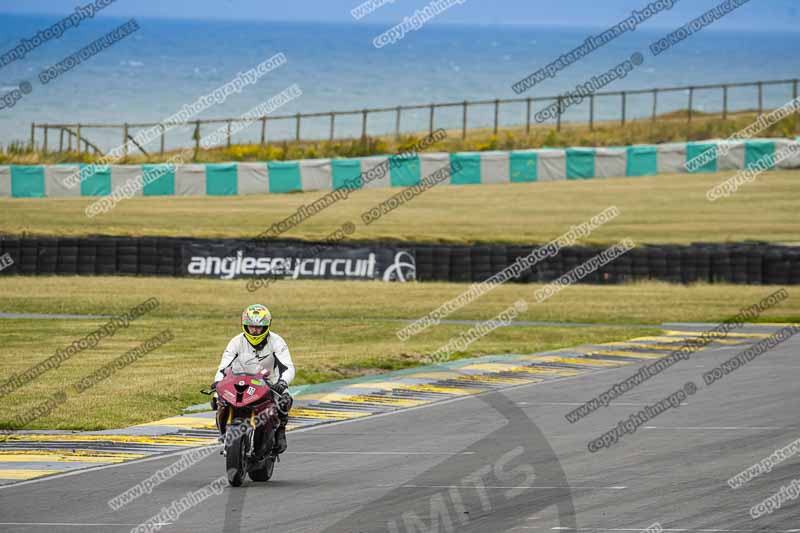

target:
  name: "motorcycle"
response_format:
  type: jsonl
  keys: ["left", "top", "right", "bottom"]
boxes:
{"left": 202, "top": 359, "right": 289, "bottom": 486}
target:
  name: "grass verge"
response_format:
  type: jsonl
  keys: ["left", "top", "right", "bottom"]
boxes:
{"left": 1, "top": 170, "right": 798, "bottom": 244}
{"left": 0, "top": 276, "right": 797, "bottom": 430}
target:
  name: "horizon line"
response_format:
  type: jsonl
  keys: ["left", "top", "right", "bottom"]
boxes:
{"left": 0, "top": 11, "right": 796, "bottom": 32}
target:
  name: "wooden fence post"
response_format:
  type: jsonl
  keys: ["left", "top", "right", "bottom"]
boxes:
{"left": 395, "top": 106, "right": 401, "bottom": 139}
{"left": 722, "top": 85, "right": 728, "bottom": 120}
{"left": 361, "top": 109, "right": 368, "bottom": 140}
{"left": 652, "top": 89, "right": 658, "bottom": 122}
{"left": 794, "top": 79, "right": 799, "bottom": 134}
{"left": 556, "top": 96, "right": 562, "bottom": 131}
{"left": 193, "top": 121, "right": 201, "bottom": 154}
{"left": 462, "top": 101, "right": 467, "bottom": 139}
{"left": 621, "top": 92, "right": 627, "bottom": 125}
{"left": 526, "top": 98, "right": 532, "bottom": 134}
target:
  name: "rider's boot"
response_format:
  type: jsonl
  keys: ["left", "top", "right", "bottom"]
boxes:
{"left": 274, "top": 419, "right": 288, "bottom": 454}
{"left": 216, "top": 402, "right": 227, "bottom": 445}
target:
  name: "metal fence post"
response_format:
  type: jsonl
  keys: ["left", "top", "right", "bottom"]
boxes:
{"left": 29, "top": 122, "right": 35, "bottom": 151}
{"left": 361, "top": 109, "right": 368, "bottom": 140}
{"left": 329, "top": 113, "right": 335, "bottom": 142}
{"left": 261, "top": 117, "right": 267, "bottom": 146}
{"left": 621, "top": 92, "right": 626, "bottom": 125}
{"left": 525, "top": 97, "right": 532, "bottom": 134}
{"left": 295, "top": 113, "right": 301, "bottom": 141}
{"left": 43, "top": 126, "right": 48, "bottom": 154}
{"left": 493, "top": 99, "right": 500, "bottom": 134}
{"left": 794, "top": 79, "right": 799, "bottom": 134}
{"left": 76, "top": 124, "right": 81, "bottom": 155}
{"left": 123, "top": 123, "right": 129, "bottom": 158}
{"left": 429, "top": 104, "right": 435, "bottom": 136}
{"left": 159, "top": 124, "right": 165, "bottom": 155}
{"left": 722, "top": 85, "right": 728, "bottom": 120}
{"left": 227, "top": 120, "right": 232, "bottom": 148}
{"left": 589, "top": 95, "right": 595, "bottom": 131}
{"left": 462, "top": 101, "right": 468, "bottom": 139}
{"left": 395, "top": 106, "right": 401, "bottom": 139}
{"left": 757, "top": 81, "right": 763, "bottom": 115}
{"left": 688, "top": 87, "right": 694, "bottom": 124}
{"left": 59, "top": 128, "right": 64, "bottom": 153}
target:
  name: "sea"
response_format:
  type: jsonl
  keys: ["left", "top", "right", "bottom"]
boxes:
{"left": 0, "top": 15, "right": 798, "bottom": 152}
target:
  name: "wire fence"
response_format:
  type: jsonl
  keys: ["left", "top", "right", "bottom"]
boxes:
{"left": 28, "top": 77, "right": 800, "bottom": 157}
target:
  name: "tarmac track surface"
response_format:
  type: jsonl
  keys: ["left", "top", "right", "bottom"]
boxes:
{"left": 0, "top": 333, "right": 798, "bottom": 533}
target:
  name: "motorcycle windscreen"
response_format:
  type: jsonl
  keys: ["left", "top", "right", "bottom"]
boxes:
{"left": 230, "top": 358, "right": 271, "bottom": 377}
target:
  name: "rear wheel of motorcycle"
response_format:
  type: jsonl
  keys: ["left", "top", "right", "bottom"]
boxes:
{"left": 225, "top": 427, "right": 246, "bottom": 487}
{"left": 249, "top": 456, "right": 275, "bottom": 482}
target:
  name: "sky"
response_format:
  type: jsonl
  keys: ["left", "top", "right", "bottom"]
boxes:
{"left": 0, "top": 0, "right": 797, "bottom": 30}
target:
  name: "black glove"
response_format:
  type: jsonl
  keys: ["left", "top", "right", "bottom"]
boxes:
{"left": 272, "top": 380, "right": 288, "bottom": 394}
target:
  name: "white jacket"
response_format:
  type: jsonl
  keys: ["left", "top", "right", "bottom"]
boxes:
{"left": 214, "top": 332, "right": 296, "bottom": 385}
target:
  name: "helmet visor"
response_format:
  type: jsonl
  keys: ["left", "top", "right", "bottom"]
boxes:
{"left": 245, "top": 325, "right": 266, "bottom": 336}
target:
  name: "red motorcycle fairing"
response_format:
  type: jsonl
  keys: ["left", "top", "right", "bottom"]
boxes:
{"left": 216, "top": 368, "right": 272, "bottom": 409}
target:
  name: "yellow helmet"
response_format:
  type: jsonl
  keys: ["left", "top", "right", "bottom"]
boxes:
{"left": 241, "top": 304, "right": 272, "bottom": 347}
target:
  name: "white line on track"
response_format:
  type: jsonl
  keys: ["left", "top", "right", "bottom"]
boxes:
{"left": 0, "top": 523, "right": 170, "bottom": 527}
{"left": 644, "top": 426, "right": 790, "bottom": 430}
{"left": 545, "top": 528, "right": 800, "bottom": 532}
{"left": 517, "top": 402, "right": 679, "bottom": 406}
{"left": 378, "top": 484, "right": 627, "bottom": 490}
{"left": 286, "top": 451, "right": 476, "bottom": 455}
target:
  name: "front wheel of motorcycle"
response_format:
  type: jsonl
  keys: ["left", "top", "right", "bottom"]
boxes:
{"left": 249, "top": 456, "right": 275, "bottom": 482}
{"left": 225, "top": 424, "right": 247, "bottom": 487}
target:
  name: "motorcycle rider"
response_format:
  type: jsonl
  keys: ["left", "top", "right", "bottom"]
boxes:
{"left": 213, "top": 304, "right": 295, "bottom": 454}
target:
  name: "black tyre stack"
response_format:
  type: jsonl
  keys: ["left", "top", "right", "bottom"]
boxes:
{"left": 96, "top": 238, "right": 117, "bottom": 275}
{"left": 730, "top": 246, "right": 748, "bottom": 284}
{"left": 506, "top": 245, "right": 535, "bottom": 282}
{"left": 431, "top": 246, "right": 451, "bottom": 281}
{"left": 680, "top": 247, "right": 698, "bottom": 284}
{"left": 490, "top": 245, "right": 507, "bottom": 281}
{"left": 630, "top": 247, "right": 650, "bottom": 281}
{"left": 449, "top": 246, "right": 471, "bottom": 283}
{"left": 56, "top": 238, "right": 79, "bottom": 275}
{"left": 764, "top": 247, "right": 790, "bottom": 286}
{"left": 116, "top": 238, "right": 138, "bottom": 275}
{"left": 157, "top": 238, "right": 179, "bottom": 276}
{"left": 746, "top": 247, "right": 763, "bottom": 285}
{"left": 138, "top": 238, "right": 159, "bottom": 277}
{"left": 470, "top": 246, "right": 493, "bottom": 282}
{"left": 0, "top": 238, "right": 19, "bottom": 275}
{"left": 695, "top": 246, "right": 711, "bottom": 283}
{"left": 1, "top": 235, "right": 799, "bottom": 287}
